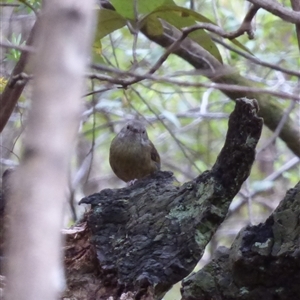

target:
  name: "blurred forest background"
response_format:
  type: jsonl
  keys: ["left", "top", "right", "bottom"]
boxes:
{"left": 0, "top": 0, "right": 299, "bottom": 298}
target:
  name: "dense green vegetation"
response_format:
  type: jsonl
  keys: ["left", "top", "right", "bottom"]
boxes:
{"left": 1, "top": 3, "right": 299, "bottom": 296}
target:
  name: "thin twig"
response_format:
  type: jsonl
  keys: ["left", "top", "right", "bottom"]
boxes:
{"left": 145, "top": 13, "right": 260, "bottom": 76}
{"left": 247, "top": 0, "right": 300, "bottom": 24}
{"left": 130, "top": 0, "right": 139, "bottom": 65}
{"left": 290, "top": 0, "right": 300, "bottom": 51}
{"left": 109, "top": 34, "right": 120, "bottom": 68}
{"left": 131, "top": 88, "right": 202, "bottom": 173}
{"left": 245, "top": 179, "right": 253, "bottom": 224}
{"left": 211, "top": 37, "right": 300, "bottom": 78}
{"left": 83, "top": 87, "right": 115, "bottom": 97}
{"left": 262, "top": 157, "right": 300, "bottom": 182}
{"left": 0, "top": 3, "right": 20, "bottom": 7}
{"left": 0, "top": 41, "right": 35, "bottom": 53}
{"left": 0, "top": 20, "right": 38, "bottom": 132}
{"left": 257, "top": 100, "right": 296, "bottom": 155}
{"left": 237, "top": 4, "right": 260, "bottom": 39}
{"left": 88, "top": 65, "right": 300, "bottom": 101}
{"left": 212, "top": 0, "right": 222, "bottom": 27}
{"left": 229, "top": 157, "right": 300, "bottom": 217}
{"left": 147, "top": 27, "right": 192, "bottom": 75}
{"left": 19, "top": 0, "right": 38, "bottom": 16}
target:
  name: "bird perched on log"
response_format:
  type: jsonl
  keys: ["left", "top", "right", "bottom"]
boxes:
{"left": 109, "top": 120, "right": 161, "bottom": 183}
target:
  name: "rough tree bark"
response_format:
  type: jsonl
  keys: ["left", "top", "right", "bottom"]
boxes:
{"left": 181, "top": 182, "right": 300, "bottom": 300}
{"left": 62, "top": 98, "right": 263, "bottom": 300}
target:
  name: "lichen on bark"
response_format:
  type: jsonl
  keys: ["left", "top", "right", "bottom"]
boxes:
{"left": 181, "top": 182, "right": 300, "bottom": 300}
{"left": 63, "top": 98, "right": 263, "bottom": 300}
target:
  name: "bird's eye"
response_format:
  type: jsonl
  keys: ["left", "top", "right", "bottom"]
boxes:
{"left": 142, "top": 130, "right": 145, "bottom": 134}
{"left": 127, "top": 125, "right": 130, "bottom": 130}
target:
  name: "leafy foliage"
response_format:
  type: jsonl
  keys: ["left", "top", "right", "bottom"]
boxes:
{"left": 1, "top": 3, "right": 299, "bottom": 296}
{"left": 4, "top": 33, "right": 24, "bottom": 62}
{"left": 96, "top": 0, "right": 223, "bottom": 61}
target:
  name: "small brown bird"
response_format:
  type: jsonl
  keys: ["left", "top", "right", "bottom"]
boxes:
{"left": 109, "top": 120, "right": 161, "bottom": 183}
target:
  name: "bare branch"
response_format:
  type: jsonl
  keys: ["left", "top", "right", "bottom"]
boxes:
{"left": 0, "top": 21, "right": 37, "bottom": 133}
{"left": 18, "top": 0, "right": 38, "bottom": 16}
{"left": 257, "top": 100, "right": 297, "bottom": 155}
{"left": 247, "top": 0, "right": 300, "bottom": 23}
{"left": 88, "top": 66, "right": 300, "bottom": 101}
{"left": 291, "top": 0, "right": 300, "bottom": 51}
{"left": 177, "top": 5, "right": 259, "bottom": 40}
{"left": 0, "top": 41, "right": 35, "bottom": 53}
{"left": 211, "top": 37, "right": 300, "bottom": 78}
{"left": 237, "top": 4, "right": 260, "bottom": 39}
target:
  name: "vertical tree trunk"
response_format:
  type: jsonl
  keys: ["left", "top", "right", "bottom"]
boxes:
{"left": 4, "top": 1, "right": 95, "bottom": 300}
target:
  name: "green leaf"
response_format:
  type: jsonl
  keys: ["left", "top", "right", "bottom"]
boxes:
{"left": 143, "top": 5, "right": 222, "bottom": 62}
{"left": 96, "top": 2, "right": 251, "bottom": 62}
{"left": 230, "top": 39, "right": 253, "bottom": 55}
{"left": 95, "top": 8, "right": 127, "bottom": 40}
{"left": 92, "top": 39, "right": 106, "bottom": 64}
{"left": 93, "top": 9, "right": 127, "bottom": 64}
{"left": 144, "top": 4, "right": 215, "bottom": 24}
{"left": 172, "top": 5, "right": 252, "bottom": 55}
{"left": 110, "top": 0, "right": 174, "bottom": 19}
{"left": 144, "top": 15, "right": 163, "bottom": 36}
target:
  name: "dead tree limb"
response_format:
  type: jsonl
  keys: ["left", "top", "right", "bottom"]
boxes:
{"left": 63, "top": 98, "right": 263, "bottom": 300}
{"left": 181, "top": 181, "right": 300, "bottom": 300}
